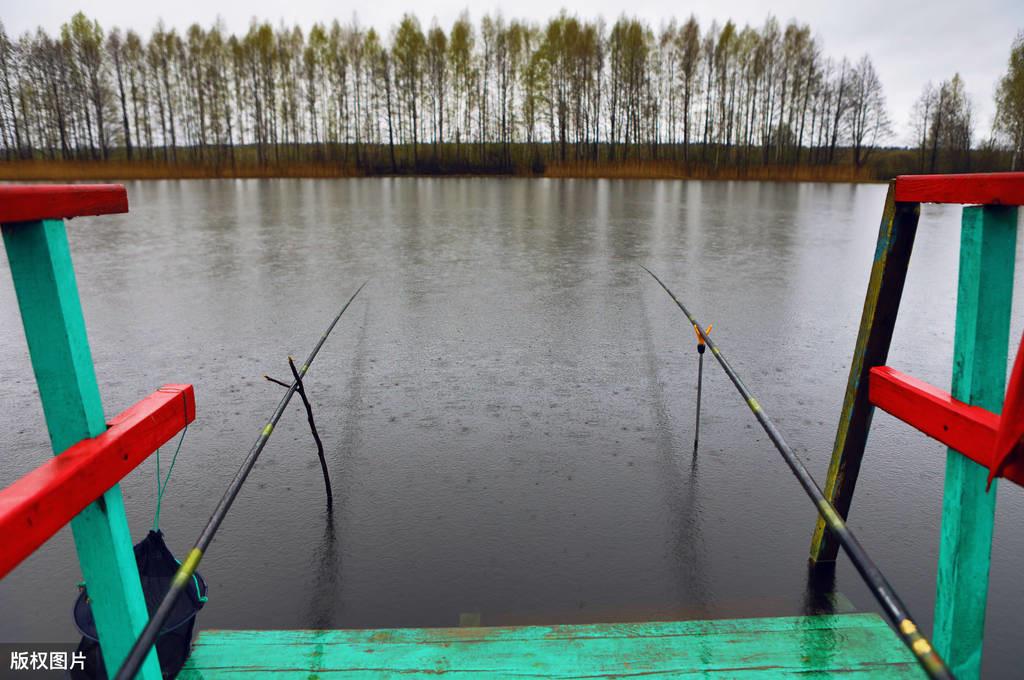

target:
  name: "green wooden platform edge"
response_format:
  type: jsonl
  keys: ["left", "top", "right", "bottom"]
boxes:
{"left": 181, "top": 613, "right": 926, "bottom": 678}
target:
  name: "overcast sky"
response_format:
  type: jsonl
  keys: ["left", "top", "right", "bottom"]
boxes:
{"left": 4, "top": 0, "right": 1022, "bottom": 143}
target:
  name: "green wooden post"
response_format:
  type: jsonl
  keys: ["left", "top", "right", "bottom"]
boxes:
{"left": 2, "top": 219, "right": 162, "bottom": 680}
{"left": 810, "top": 185, "right": 920, "bottom": 563}
{"left": 933, "top": 205, "right": 1017, "bottom": 680}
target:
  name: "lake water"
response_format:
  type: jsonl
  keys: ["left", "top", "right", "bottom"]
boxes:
{"left": 1, "top": 178, "right": 1022, "bottom": 677}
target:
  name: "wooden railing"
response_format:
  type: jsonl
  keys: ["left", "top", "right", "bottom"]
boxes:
{"left": 0, "top": 384, "right": 195, "bottom": 579}
{"left": 1, "top": 184, "right": 191, "bottom": 680}
{"left": 810, "top": 171, "right": 1024, "bottom": 680}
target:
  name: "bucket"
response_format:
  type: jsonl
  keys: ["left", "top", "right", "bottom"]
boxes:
{"left": 71, "top": 530, "right": 208, "bottom": 679}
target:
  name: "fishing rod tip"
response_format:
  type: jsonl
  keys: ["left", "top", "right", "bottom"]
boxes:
{"left": 638, "top": 264, "right": 659, "bottom": 279}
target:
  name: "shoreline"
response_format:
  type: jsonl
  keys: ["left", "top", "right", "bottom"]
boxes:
{"left": 0, "top": 160, "right": 884, "bottom": 184}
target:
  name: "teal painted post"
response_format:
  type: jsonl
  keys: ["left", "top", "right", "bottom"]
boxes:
{"left": 933, "top": 205, "right": 1017, "bottom": 680}
{"left": 2, "top": 219, "right": 162, "bottom": 680}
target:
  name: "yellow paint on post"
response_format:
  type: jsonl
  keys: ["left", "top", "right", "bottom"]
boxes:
{"left": 810, "top": 186, "right": 920, "bottom": 564}
{"left": 816, "top": 501, "right": 843, "bottom": 529}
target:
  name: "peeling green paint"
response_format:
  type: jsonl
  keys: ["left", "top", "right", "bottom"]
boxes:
{"left": 181, "top": 614, "right": 924, "bottom": 678}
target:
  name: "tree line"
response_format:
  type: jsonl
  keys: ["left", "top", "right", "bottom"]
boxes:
{"left": 0, "top": 13, "right": 1021, "bottom": 177}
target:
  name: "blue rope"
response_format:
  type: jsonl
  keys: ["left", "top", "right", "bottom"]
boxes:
{"left": 153, "top": 423, "right": 188, "bottom": 532}
{"left": 152, "top": 421, "right": 205, "bottom": 602}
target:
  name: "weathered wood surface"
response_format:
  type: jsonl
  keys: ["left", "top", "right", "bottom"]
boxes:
{"left": 894, "top": 172, "right": 1024, "bottom": 206}
{"left": 933, "top": 205, "right": 1017, "bottom": 680}
{"left": 0, "top": 384, "right": 195, "bottom": 579}
{"left": 1, "top": 217, "right": 161, "bottom": 679}
{"left": 181, "top": 614, "right": 925, "bottom": 678}
{"left": 0, "top": 184, "right": 128, "bottom": 223}
{"left": 810, "top": 185, "right": 920, "bottom": 564}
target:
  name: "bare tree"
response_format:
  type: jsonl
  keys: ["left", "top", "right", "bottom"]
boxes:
{"left": 846, "top": 55, "right": 889, "bottom": 167}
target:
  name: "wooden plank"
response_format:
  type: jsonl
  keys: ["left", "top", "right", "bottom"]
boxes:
{"left": 933, "top": 205, "right": 1017, "bottom": 680}
{"left": 0, "top": 184, "right": 128, "bottom": 223}
{"left": 894, "top": 173, "right": 1024, "bottom": 206}
{"left": 989, "top": 335, "right": 1024, "bottom": 486}
{"left": 1, "top": 218, "right": 161, "bottom": 680}
{"left": 867, "top": 367, "right": 1024, "bottom": 485}
{"left": 810, "top": 184, "right": 920, "bottom": 564}
{"left": 182, "top": 614, "right": 925, "bottom": 678}
{"left": 0, "top": 384, "right": 195, "bottom": 579}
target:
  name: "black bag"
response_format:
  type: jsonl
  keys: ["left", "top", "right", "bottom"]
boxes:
{"left": 71, "top": 530, "right": 208, "bottom": 679}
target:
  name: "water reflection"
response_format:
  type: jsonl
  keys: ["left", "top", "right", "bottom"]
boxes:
{"left": 308, "top": 510, "right": 342, "bottom": 628}
{"left": 803, "top": 562, "right": 839, "bottom": 616}
{"left": 639, "top": 287, "right": 710, "bottom": 617}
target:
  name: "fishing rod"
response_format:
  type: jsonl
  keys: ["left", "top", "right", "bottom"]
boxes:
{"left": 640, "top": 265, "right": 952, "bottom": 680}
{"left": 115, "top": 281, "right": 368, "bottom": 680}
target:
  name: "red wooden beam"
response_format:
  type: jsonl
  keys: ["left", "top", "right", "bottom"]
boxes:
{"left": 989, "top": 334, "right": 1024, "bottom": 487}
{"left": 894, "top": 173, "right": 1024, "bottom": 206}
{"left": 0, "top": 184, "right": 128, "bottom": 224}
{"left": 0, "top": 384, "right": 194, "bottom": 579}
{"left": 869, "top": 366, "right": 1024, "bottom": 487}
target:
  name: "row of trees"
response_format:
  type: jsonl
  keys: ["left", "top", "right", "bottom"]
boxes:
{"left": 0, "top": 13, "right": 1018, "bottom": 175}
{"left": 906, "top": 28, "right": 1024, "bottom": 175}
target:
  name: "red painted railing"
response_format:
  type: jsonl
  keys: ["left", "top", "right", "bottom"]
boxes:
{"left": 0, "top": 184, "right": 128, "bottom": 223}
{"left": 894, "top": 172, "right": 1024, "bottom": 206}
{"left": 0, "top": 385, "right": 195, "bottom": 579}
{"left": 869, "top": 367, "right": 1014, "bottom": 478}
{"left": 869, "top": 339, "right": 1024, "bottom": 490}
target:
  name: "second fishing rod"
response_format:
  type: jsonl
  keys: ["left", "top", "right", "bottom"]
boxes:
{"left": 640, "top": 265, "right": 952, "bottom": 680}
{"left": 115, "top": 281, "right": 368, "bottom": 680}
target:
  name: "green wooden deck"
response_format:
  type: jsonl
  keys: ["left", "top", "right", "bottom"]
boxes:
{"left": 180, "top": 613, "right": 925, "bottom": 678}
